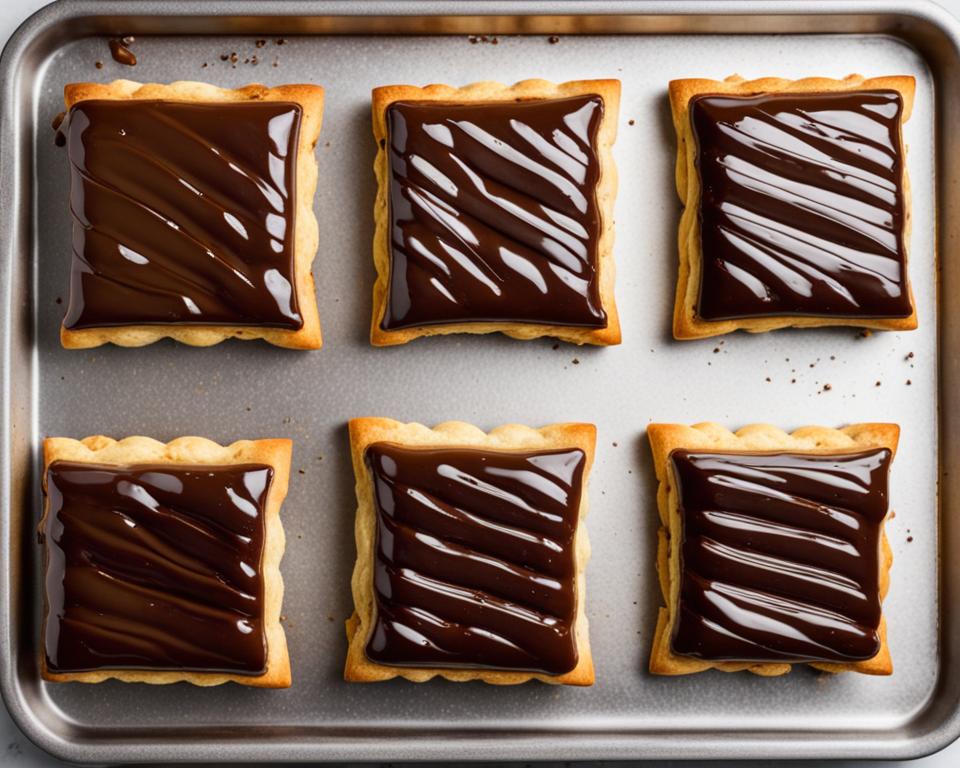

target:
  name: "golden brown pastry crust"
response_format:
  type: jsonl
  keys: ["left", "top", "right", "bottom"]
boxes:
{"left": 60, "top": 80, "right": 324, "bottom": 350}
{"left": 344, "top": 418, "right": 596, "bottom": 685}
{"left": 369, "top": 79, "right": 621, "bottom": 347}
{"left": 669, "top": 74, "right": 917, "bottom": 340}
{"left": 647, "top": 422, "right": 897, "bottom": 676}
{"left": 40, "top": 435, "right": 292, "bottom": 687}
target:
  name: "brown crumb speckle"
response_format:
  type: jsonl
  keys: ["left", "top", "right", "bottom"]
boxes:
{"left": 628, "top": 119, "right": 635, "bottom": 126}
{"left": 875, "top": 380, "right": 882, "bottom": 387}
{"left": 95, "top": 60, "right": 103, "bottom": 69}
{"left": 859, "top": 329, "right": 873, "bottom": 338}
{"left": 906, "top": 379, "right": 912, "bottom": 386}
{"left": 548, "top": 35, "right": 560, "bottom": 44}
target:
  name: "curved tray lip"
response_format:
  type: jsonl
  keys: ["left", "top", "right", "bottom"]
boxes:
{"left": 2, "top": 0, "right": 960, "bottom": 762}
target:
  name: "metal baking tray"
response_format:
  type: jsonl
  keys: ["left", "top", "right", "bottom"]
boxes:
{"left": 1, "top": 0, "right": 957, "bottom": 762}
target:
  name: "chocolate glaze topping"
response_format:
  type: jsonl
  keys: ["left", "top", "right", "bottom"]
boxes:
{"left": 42, "top": 462, "right": 273, "bottom": 674}
{"left": 64, "top": 100, "right": 303, "bottom": 329}
{"left": 691, "top": 91, "right": 911, "bottom": 320}
{"left": 382, "top": 95, "right": 607, "bottom": 330}
{"left": 365, "top": 443, "right": 586, "bottom": 674}
{"left": 670, "top": 448, "right": 891, "bottom": 663}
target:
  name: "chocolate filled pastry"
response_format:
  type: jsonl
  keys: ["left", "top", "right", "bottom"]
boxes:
{"left": 60, "top": 79, "right": 324, "bottom": 349}
{"left": 669, "top": 74, "right": 917, "bottom": 339}
{"left": 647, "top": 422, "right": 897, "bottom": 676}
{"left": 39, "top": 435, "right": 292, "bottom": 687}
{"left": 344, "top": 418, "right": 596, "bottom": 684}
{"left": 369, "top": 79, "right": 621, "bottom": 346}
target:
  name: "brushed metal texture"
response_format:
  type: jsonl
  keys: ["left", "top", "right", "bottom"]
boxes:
{"left": 0, "top": 0, "right": 956, "bottom": 762}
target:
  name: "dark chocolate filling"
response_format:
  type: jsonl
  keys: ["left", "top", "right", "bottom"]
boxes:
{"left": 691, "top": 90, "right": 911, "bottom": 320}
{"left": 64, "top": 100, "right": 303, "bottom": 330}
{"left": 669, "top": 448, "right": 891, "bottom": 663}
{"left": 42, "top": 461, "right": 273, "bottom": 675}
{"left": 382, "top": 96, "right": 607, "bottom": 330}
{"left": 365, "top": 443, "right": 586, "bottom": 674}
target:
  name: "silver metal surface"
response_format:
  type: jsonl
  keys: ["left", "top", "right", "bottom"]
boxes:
{"left": 0, "top": 0, "right": 957, "bottom": 763}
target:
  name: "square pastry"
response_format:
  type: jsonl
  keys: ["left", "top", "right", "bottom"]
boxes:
{"left": 647, "top": 422, "right": 897, "bottom": 676}
{"left": 669, "top": 74, "right": 917, "bottom": 339}
{"left": 344, "top": 418, "right": 595, "bottom": 684}
{"left": 39, "top": 435, "right": 292, "bottom": 687}
{"left": 370, "top": 79, "right": 621, "bottom": 346}
{"left": 60, "top": 80, "right": 324, "bottom": 349}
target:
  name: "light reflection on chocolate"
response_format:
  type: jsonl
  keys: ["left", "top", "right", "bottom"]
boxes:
{"left": 691, "top": 90, "right": 911, "bottom": 320}
{"left": 670, "top": 448, "right": 891, "bottom": 663}
{"left": 382, "top": 96, "right": 608, "bottom": 330}
{"left": 365, "top": 443, "right": 586, "bottom": 674}
{"left": 42, "top": 461, "right": 272, "bottom": 674}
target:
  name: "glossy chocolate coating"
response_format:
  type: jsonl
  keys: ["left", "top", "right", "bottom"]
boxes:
{"left": 382, "top": 96, "right": 607, "bottom": 330}
{"left": 365, "top": 443, "right": 586, "bottom": 674}
{"left": 42, "top": 461, "right": 273, "bottom": 674}
{"left": 691, "top": 90, "right": 911, "bottom": 320}
{"left": 670, "top": 448, "right": 891, "bottom": 663}
{"left": 64, "top": 100, "right": 303, "bottom": 330}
